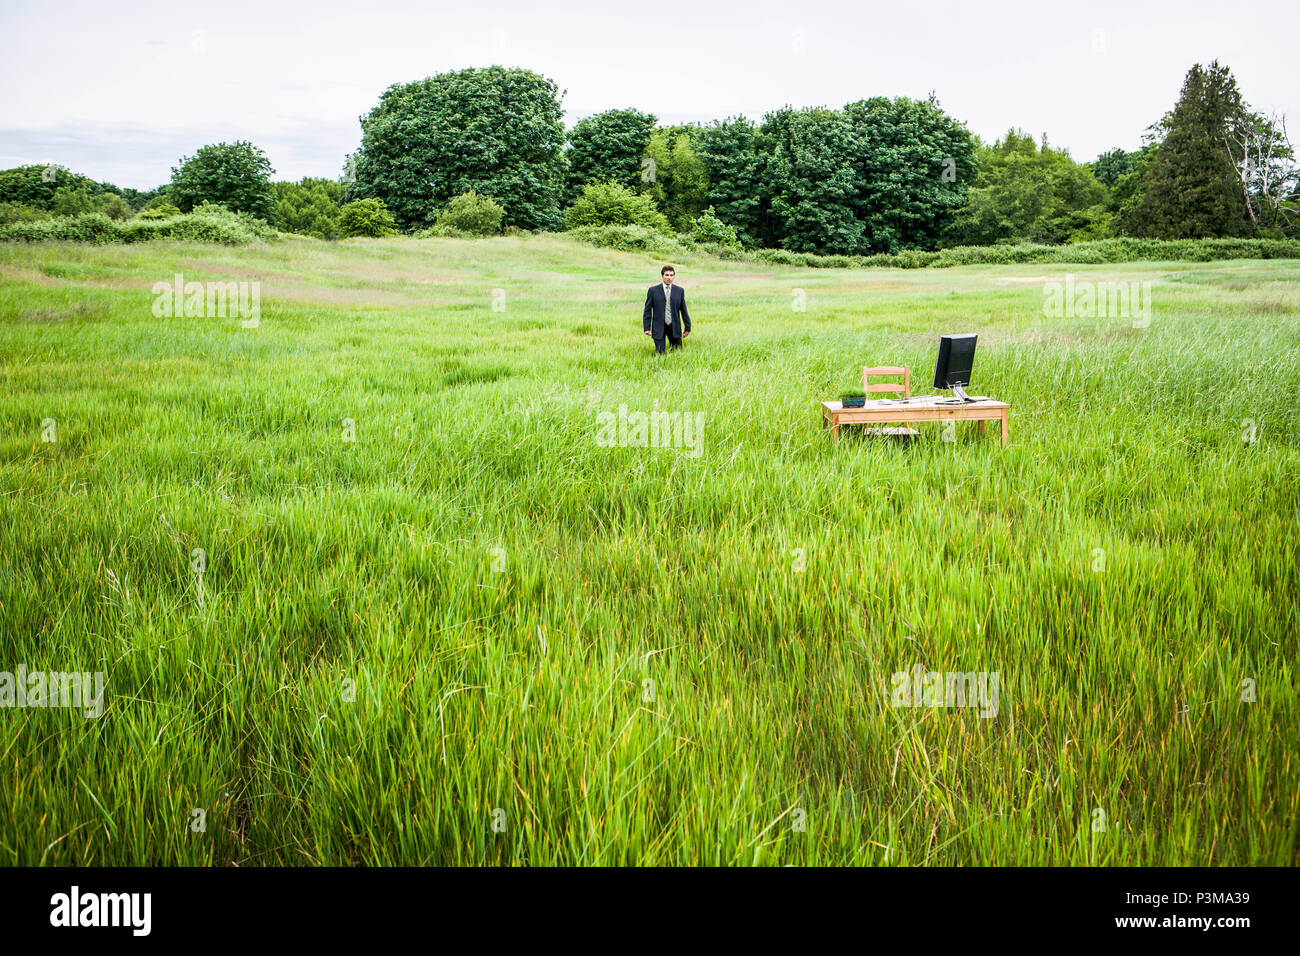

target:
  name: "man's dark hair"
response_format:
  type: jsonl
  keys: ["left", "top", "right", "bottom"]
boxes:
{"left": 661, "top": 265, "right": 675, "bottom": 275}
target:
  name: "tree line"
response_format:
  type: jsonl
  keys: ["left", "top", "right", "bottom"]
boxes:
{"left": 2, "top": 61, "right": 1294, "bottom": 253}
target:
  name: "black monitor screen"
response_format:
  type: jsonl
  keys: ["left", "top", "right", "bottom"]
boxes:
{"left": 933, "top": 334, "right": 977, "bottom": 389}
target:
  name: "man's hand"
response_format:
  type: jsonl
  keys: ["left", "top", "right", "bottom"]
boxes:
{"left": 684, "top": 329, "right": 690, "bottom": 336}
{"left": 645, "top": 330, "right": 651, "bottom": 335}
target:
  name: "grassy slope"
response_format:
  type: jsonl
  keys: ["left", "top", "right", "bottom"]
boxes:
{"left": 0, "top": 233, "right": 1296, "bottom": 865}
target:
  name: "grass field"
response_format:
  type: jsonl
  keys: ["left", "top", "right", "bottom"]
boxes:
{"left": 0, "top": 234, "right": 1296, "bottom": 866}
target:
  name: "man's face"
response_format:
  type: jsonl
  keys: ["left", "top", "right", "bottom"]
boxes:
{"left": 662, "top": 270, "right": 674, "bottom": 286}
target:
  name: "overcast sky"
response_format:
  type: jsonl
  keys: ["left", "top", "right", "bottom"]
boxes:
{"left": 1, "top": 0, "right": 1295, "bottom": 190}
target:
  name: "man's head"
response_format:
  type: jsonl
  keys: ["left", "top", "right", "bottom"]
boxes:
{"left": 661, "top": 265, "right": 675, "bottom": 286}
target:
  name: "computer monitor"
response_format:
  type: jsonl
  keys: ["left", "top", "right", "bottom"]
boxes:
{"left": 933, "top": 334, "right": 977, "bottom": 402}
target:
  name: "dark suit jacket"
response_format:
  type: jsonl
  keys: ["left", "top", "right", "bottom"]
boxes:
{"left": 643, "top": 283, "right": 691, "bottom": 338}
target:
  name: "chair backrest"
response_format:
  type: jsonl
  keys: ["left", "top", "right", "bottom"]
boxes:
{"left": 863, "top": 365, "right": 910, "bottom": 397}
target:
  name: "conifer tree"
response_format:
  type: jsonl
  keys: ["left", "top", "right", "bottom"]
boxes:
{"left": 1123, "top": 61, "right": 1253, "bottom": 238}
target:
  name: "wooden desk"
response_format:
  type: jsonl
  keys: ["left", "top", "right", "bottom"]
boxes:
{"left": 821, "top": 396, "right": 1010, "bottom": 443}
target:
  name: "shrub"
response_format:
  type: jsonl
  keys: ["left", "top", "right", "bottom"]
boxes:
{"left": 565, "top": 224, "right": 693, "bottom": 259}
{"left": 561, "top": 227, "right": 1300, "bottom": 270}
{"left": 155, "top": 202, "right": 278, "bottom": 242}
{"left": 99, "top": 194, "right": 133, "bottom": 221}
{"left": 928, "top": 237, "right": 1300, "bottom": 267}
{"left": 135, "top": 201, "right": 182, "bottom": 221}
{"left": 429, "top": 190, "right": 505, "bottom": 237}
{"left": 891, "top": 249, "right": 941, "bottom": 269}
{"left": 0, "top": 202, "right": 277, "bottom": 244}
{"left": 690, "top": 206, "right": 741, "bottom": 247}
{"left": 0, "top": 203, "right": 50, "bottom": 226}
{"left": 272, "top": 178, "right": 343, "bottom": 239}
{"left": 338, "top": 198, "right": 397, "bottom": 238}
{"left": 0, "top": 212, "right": 117, "bottom": 243}
{"left": 62, "top": 212, "right": 116, "bottom": 242}
{"left": 52, "top": 186, "right": 96, "bottom": 217}
{"left": 752, "top": 248, "right": 817, "bottom": 267}
{"left": 563, "top": 181, "right": 671, "bottom": 232}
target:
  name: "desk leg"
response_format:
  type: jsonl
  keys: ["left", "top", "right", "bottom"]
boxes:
{"left": 823, "top": 411, "right": 839, "bottom": 440}
{"left": 978, "top": 420, "right": 986, "bottom": 438}
{"left": 1001, "top": 411, "right": 1009, "bottom": 444}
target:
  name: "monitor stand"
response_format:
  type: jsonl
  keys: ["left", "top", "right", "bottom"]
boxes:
{"left": 951, "top": 385, "right": 973, "bottom": 403}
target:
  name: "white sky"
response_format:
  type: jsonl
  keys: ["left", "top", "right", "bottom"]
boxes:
{"left": 1, "top": 0, "right": 1295, "bottom": 190}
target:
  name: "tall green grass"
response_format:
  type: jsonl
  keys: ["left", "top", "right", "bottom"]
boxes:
{"left": 0, "top": 233, "right": 1296, "bottom": 865}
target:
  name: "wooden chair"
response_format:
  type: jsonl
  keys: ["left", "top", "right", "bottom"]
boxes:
{"left": 861, "top": 365, "right": 919, "bottom": 439}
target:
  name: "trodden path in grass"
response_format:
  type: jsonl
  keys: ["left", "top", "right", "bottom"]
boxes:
{"left": 0, "top": 234, "right": 1296, "bottom": 864}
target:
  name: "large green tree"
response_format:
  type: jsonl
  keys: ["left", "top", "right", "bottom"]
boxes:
{"left": 761, "top": 106, "right": 864, "bottom": 254}
{"left": 52, "top": 186, "right": 96, "bottom": 216}
{"left": 0, "top": 165, "right": 145, "bottom": 211}
{"left": 1121, "top": 61, "right": 1253, "bottom": 238}
{"left": 845, "top": 95, "right": 976, "bottom": 252}
{"left": 350, "top": 66, "right": 566, "bottom": 231}
{"left": 564, "top": 108, "right": 657, "bottom": 204}
{"left": 1089, "top": 147, "right": 1140, "bottom": 189}
{"left": 643, "top": 125, "right": 708, "bottom": 230}
{"left": 0, "top": 165, "right": 78, "bottom": 208}
{"left": 697, "top": 98, "right": 975, "bottom": 254}
{"left": 1105, "top": 144, "right": 1156, "bottom": 231}
{"left": 696, "top": 117, "right": 769, "bottom": 247}
{"left": 169, "top": 141, "right": 275, "bottom": 219}
{"left": 942, "top": 131, "right": 1108, "bottom": 246}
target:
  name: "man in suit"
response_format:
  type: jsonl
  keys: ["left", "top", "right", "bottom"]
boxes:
{"left": 643, "top": 265, "right": 691, "bottom": 354}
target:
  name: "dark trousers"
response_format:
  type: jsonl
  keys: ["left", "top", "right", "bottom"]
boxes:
{"left": 654, "top": 324, "right": 683, "bottom": 354}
